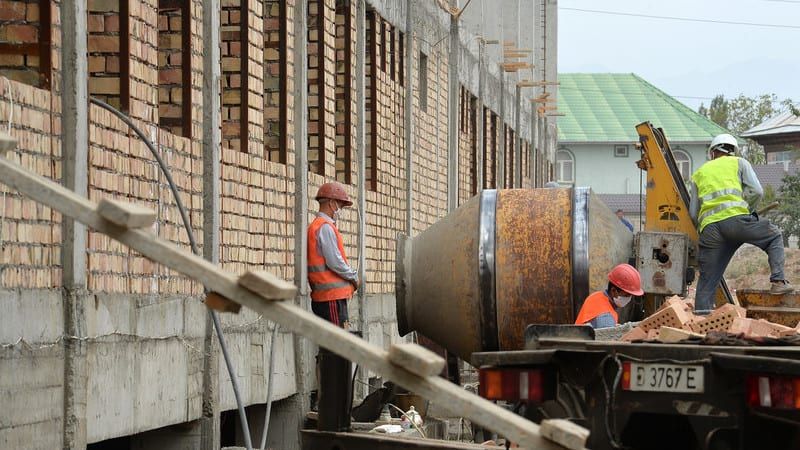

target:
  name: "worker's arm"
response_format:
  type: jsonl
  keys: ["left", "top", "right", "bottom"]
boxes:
{"left": 688, "top": 180, "right": 700, "bottom": 224}
{"left": 317, "top": 224, "right": 359, "bottom": 283}
{"left": 738, "top": 158, "right": 763, "bottom": 211}
{"left": 589, "top": 313, "right": 616, "bottom": 329}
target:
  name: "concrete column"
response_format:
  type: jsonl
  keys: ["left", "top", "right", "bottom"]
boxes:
{"left": 291, "top": 2, "right": 314, "bottom": 448}
{"left": 201, "top": 0, "right": 222, "bottom": 448}
{"left": 404, "top": 0, "right": 414, "bottom": 232}
{"left": 514, "top": 84, "right": 522, "bottom": 187}
{"left": 60, "top": 1, "right": 88, "bottom": 448}
{"left": 356, "top": 0, "right": 367, "bottom": 328}
{"left": 475, "top": 40, "right": 484, "bottom": 191}
{"left": 447, "top": 10, "right": 459, "bottom": 211}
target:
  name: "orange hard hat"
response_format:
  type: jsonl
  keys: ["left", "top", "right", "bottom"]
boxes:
{"left": 608, "top": 263, "right": 644, "bottom": 296}
{"left": 315, "top": 182, "right": 352, "bottom": 206}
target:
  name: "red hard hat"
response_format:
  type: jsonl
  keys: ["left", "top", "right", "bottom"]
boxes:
{"left": 607, "top": 263, "right": 644, "bottom": 296}
{"left": 315, "top": 182, "right": 353, "bottom": 207}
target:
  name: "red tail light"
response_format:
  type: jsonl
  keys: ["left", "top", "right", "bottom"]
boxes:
{"left": 746, "top": 375, "right": 800, "bottom": 409}
{"left": 479, "top": 368, "right": 544, "bottom": 402}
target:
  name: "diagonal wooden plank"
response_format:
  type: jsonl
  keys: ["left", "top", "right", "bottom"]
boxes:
{"left": 0, "top": 156, "right": 576, "bottom": 449}
{"left": 97, "top": 197, "right": 157, "bottom": 228}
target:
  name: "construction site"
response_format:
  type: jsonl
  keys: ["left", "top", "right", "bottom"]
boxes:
{"left": 1, "top": 1, "right": 799, "bottom": 450}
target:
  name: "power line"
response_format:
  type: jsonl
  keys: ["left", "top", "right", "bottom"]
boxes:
{"left": 559, "top": 7, "right": 800, "bottom": 29}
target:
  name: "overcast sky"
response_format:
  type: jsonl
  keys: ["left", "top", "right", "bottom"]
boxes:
{"left": 558, "top": 0, "right": 800, "bottom": 111}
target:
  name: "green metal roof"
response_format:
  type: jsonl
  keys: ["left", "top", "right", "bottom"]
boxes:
{"left": 557, "top": 73, "right": 732, "bottom": 143}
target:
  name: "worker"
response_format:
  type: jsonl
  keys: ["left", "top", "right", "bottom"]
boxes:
{"left": 689, "top": 133, "right": 793, "bottom": 311}
{"left": 575, "top": 264, "right": 644, "bottom": 328}
{"left": 616, "top": 209, "right": 634, "bottom": 232}
{"left": 307, "top": 181, "right": 359, "bottom": 329}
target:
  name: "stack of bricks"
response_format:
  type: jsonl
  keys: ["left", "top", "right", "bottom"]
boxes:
{"left": 157, "top": 3, "right": 185, "bottom": 135}
{"left": 0, "top": 78, "right": 61, "bottom": 288}
{"left": 221, "top": 0, "right": 244, "bottom": 151}
{"left": 620, "top": 296, "right": 800, "bottom": 342}
{"left": 88, "top": 0, "right": 123, "bottom": 110}
{"left": 307, "top": 0, "right": 337, "bottom": 176}
{"left": 0, "top": 0, "right": 45, "bottom": 87}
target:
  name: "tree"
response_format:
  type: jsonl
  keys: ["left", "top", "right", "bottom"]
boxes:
{"left": 697, "top": 94, "right": 797, "bottom": 165}
{"left": 775, "top": 174, "right": 800, "bottom": 247}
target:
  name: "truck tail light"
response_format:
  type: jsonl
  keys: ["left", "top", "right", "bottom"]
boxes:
{"left": 478, "top": 368, "right": 544, "bottom": 402}
{"left": 746, "top": 375, "right": 800, "bottom": 409}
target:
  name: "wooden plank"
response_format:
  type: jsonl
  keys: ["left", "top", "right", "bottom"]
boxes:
{"left": 0, "top": 132, "right": 17, "bottom": 155}
{"left": 97, "top": 197, "right": 157, "bottom": 228}
{"left": 539, "top": 419, "right": 589, "bottom": 450}
{"left": 238, "top": 270, "right": 297, "bottom": 300}
{"left": 0, "top": 156, "right": 575, "bottom": 449}
{"left": 387, "top": 343, "right": 446, "bottom": 377}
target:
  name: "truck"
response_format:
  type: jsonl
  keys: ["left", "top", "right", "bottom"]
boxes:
{"left": 395, "top": 122, "right": 800, "bottom": 450}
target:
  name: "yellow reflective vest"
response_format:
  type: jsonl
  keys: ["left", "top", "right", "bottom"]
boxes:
{"left": 691, "top": 156, "right": 751, "bottom": 233}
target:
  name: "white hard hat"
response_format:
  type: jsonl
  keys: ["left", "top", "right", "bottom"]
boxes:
{"left": 709, "top": 133, "right": 738, "bottom": 155}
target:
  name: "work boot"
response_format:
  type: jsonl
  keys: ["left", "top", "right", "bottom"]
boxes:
{"left": 770, "top": 280, "right": 794, "bottom": 295}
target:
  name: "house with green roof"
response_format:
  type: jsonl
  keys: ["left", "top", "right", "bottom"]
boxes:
{"left": 556, "top": 73, "right": 732, "bottom": 198}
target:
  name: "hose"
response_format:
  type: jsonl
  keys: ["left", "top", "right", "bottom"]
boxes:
{"left": 89, "top": 98, "right": 254, "bottom": 450}
{"left": 258, "top": 323, "right": 280, "bottom": 450}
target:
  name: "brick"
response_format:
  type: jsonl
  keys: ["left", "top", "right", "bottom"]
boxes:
{"left": 105, "top": 14, "right": 120, "bottom": 32}
{"left": 689, "top": 307, "right": 737, "bottom": 334}
{"left": 0, "top": 24, "right": 38, "bottom": 43}
{"left": 0, "top": 1, "right": 27, "bottom": 21}
{"left": 639, "top": 303, "right": 692, "bottom": 332}
{"left": 88, "top": 14, "right": 105, "bottom": 32}
{"left": 88, "top": 35, "right": 119, "bottom": 53}
{"left": 620, "top": 326, "right": 647, "bottom": 342}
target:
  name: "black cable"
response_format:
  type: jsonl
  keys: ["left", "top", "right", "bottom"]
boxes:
{"left": 89, "top": 97, "right": 254, "bottom": 450}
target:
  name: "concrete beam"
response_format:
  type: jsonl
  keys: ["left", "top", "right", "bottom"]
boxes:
{"left": 447, "top": 12, "right": 459, "bottom": 211}
{"left": 60, "top": 0, "right": 89, "bottom": 447}
{"left": 201, "top": 0, "right": 222, "bottom": 447}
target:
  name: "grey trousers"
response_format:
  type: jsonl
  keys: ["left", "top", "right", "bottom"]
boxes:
{"left": 695, "top": 214, "right": 786, "bottom": 310}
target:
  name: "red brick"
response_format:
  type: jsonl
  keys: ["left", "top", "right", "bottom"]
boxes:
{"left": 88, "top": 35, "right": 119, "bottom": 53}
{"left": 0, "top": 1, "right": 26, "bottom": 21}
{"left": 159, "top": 68, "right": 182, "bottom": 85}
{"left": 26, "top": 2, "right": 39, "bottom": 22}
{"left": 88, "top": 14, "right": 105, "bottom": 32}
{"left": 0, "top": 24, "right": 38, "bottom": 43}
{"left": 105, "top": 15, "right": 120, "bottom": 33}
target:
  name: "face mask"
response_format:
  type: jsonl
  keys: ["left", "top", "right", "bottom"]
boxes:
{"left": 613, "top": 295, "right": 632, "bottom": 308}
{"left": 331, "top": 201, "right": 340, "bottom": 222}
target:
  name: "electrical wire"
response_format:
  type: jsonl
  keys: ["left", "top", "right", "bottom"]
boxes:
{"left": 559, "top": 7, "right": 800, "bottom": 29}
{"left": 89, "top": 97, "right": 254, "bottom": 450}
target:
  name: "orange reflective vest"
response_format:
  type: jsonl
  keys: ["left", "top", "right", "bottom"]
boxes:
{"left": 574, "top": 291, "right": 618, "bottom": 326}
{"left": 307, "top": 216, "right": 355, "bottom": 302}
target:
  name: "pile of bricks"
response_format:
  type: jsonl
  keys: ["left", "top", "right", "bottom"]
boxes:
{"left": 621, "top": 296, "right": 800, "bottom": 343}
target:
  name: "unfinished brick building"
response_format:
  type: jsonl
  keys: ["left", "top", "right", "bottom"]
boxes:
{"left": 0, "top": 0, "right": 557, "bottom": 448}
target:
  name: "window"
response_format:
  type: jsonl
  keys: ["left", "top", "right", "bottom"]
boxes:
{"left": 88, "top": 0, "right": 130, "bottom": 111}
{"left": 418, "top": 51, "right": 428, "bottom": 112}
{"left": 614, "top": 144, "right": 628, "bottom": 157}
{"left": 673, "top": 149, "right": 691, "bottom": 180}
{"left": 556, "top": 149, "right": 574, "bottom": 184}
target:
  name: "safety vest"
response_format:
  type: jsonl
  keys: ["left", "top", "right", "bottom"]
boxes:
{"left": 575, "top": 291, "right": 618, "bottom": 326}
{"left": 691, "top": 156, "right": 750, "bottom": 233}
{"left": 307, "top": 216, "right": 355, "bottom": 302}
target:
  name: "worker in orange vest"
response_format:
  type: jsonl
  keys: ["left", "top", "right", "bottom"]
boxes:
{"left": 575, "top": 264, "right": 644, "bottom": 328}
{"left": 307, "top": 181, "right": 359, "bottom": 329}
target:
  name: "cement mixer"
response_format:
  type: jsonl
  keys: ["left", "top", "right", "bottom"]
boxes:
{"left": 395, "top": 187, "right": 634, "bottom": 361}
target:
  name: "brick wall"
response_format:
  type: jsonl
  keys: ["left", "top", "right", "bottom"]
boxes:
{"left": 307, "top": 0, "right": 336, "bottom": 176}
{"left": 88, "top": 0, "right": 124, "bottom": 110}
{"left": 334, "top": 0, "right": 355, "bottom": 184}
{"left": 457, "top": 85, "right": 476, "bottom": 204}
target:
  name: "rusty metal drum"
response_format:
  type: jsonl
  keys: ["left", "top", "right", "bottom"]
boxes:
{"left": 396, "top": 188, "right": 633, "bottom": 361}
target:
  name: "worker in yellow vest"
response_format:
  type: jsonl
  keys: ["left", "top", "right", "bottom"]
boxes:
{"left": 689, "top": 133, "right": 793, "bottom": 311}
{"left": 307, "top": 182, "right": 359, "bottom": 329}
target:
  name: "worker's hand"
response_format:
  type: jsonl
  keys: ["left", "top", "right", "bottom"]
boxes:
{"left": 351, "top": 279, "right": 360, "bottom": 291}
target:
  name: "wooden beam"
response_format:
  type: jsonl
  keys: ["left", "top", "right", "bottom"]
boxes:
{"left": 0, "top": 155, "right": 576, "bottom": 450}
{"left": 388, "top": 343, "right": 446, "bottom": 377}
{"left": 539, "top": 419, "right": 590, "bottom": 450}
{"left": 97, "top": 198, "right": 157, "bottom": 228}
{"left": 238, "top": 270, "right": 297, "bottom": 300}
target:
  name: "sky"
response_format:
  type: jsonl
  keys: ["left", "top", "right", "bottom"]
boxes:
{"left": 558, "top": 0, "right": 800, "bottom": 112}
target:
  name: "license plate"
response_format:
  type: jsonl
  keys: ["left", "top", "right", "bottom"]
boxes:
{"left": 623, "top": 362, "right": 704, "bottom": 393}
